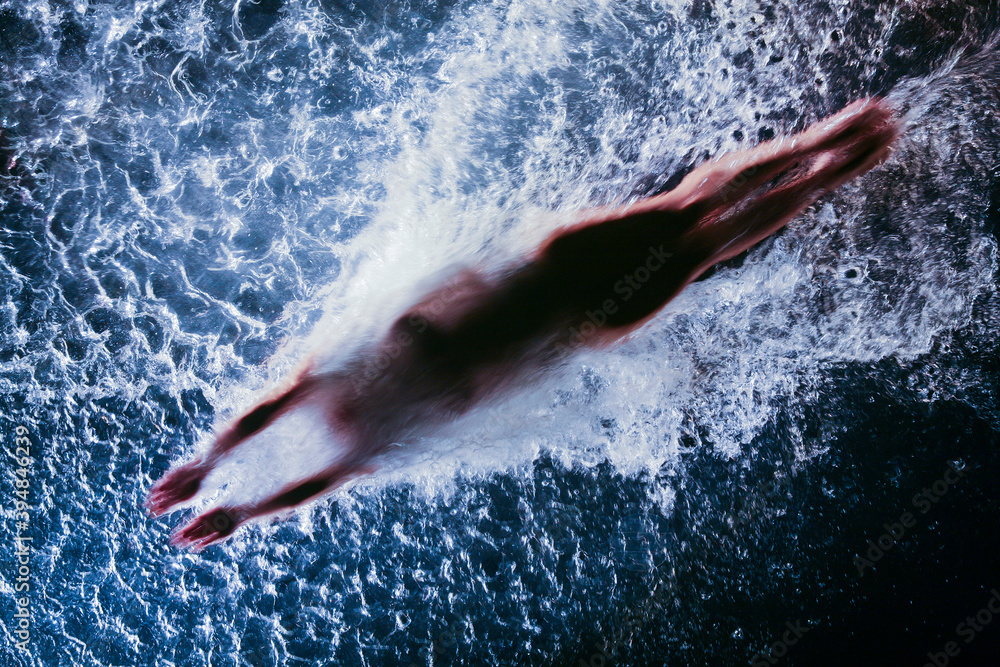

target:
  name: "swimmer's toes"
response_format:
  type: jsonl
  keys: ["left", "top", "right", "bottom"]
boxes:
{"left": 809, "top": 127, "right": 896, "bottom": 194}
{"left": 839, "top": 121, "right": 899, "bottom": 176}
{"left": 146, "top": 460, "right": 207, "bottom": 517}
{"left": 827, "top": 99, "right": 894, "bottom": 148}
{"left": 817, "top": 100, "right": 893, "bottom": 152}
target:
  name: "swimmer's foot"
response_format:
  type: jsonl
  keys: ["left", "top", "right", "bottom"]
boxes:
{"left": 170, "top": 507, "right": 244, "bottom": 551}
{"left": 768, "top": 99, "right": 898, "bottom": 198}
{"left": 798, "top": 97, "right": 895, "bottom": 155}
{"left": 146, "top": 459, "right": 209, "bottom": 517}
{"left": 804, "top": 104, "right": 899, "bottom": 192}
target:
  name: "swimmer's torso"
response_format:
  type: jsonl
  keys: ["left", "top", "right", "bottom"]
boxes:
{"left": 341, "top": 207, "right": 704, "bottom": 442}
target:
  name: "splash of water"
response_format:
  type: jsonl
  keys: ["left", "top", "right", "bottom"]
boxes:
{"left": 2, "top": 0, "right": 998, "bottom": 665}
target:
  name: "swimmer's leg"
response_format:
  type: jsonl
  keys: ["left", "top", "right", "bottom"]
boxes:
{"left": 169, "top": 457, "right": 376, "bottom": 550}
{"left": 538, "top": 99, "right": 897, "bottom": 344}
{"left": 146, "top": 374, "right": 319, "bottom": 517}
{"left": 688, "top": 111, "right": 898, "bottom": 268}
{"left": 635, "top": 98, "right": 895, "bottom": 219}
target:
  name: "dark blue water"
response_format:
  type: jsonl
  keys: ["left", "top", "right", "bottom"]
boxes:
{"left": 2, "top": 1, "right": 999, "bottom": 665}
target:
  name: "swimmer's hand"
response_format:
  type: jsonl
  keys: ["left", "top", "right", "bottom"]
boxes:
{"left": 170, "top": 507, "right": 244, "bottom": 551}
{"left": 166, "top": 459, "right": 377, "bottom": 550}
{"left": 146, "top": 459, "right": 209, "bottom": 517}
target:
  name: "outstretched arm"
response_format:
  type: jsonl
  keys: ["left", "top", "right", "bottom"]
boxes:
{"left": 208, "top": 374, "right": 319, "bottom": 464}
{"left": 146, "top": 373, "right": 319, "bottom": 517}
{"left": 170, "top": 458, "right": 375, "bottom": 550}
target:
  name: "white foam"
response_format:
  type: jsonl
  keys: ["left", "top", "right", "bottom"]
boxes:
{"left": 186, "top": 1, "right": 1000, "bottom": 514}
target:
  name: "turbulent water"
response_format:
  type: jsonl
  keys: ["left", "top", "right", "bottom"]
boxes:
{"left": 2, "top": 0, "right": 1000, "bottom": 665}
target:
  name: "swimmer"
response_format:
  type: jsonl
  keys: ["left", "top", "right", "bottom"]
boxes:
{"left": 147, "top": 98, "right": 899, "bottom": 549}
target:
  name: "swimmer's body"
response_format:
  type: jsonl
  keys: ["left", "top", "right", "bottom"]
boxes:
{"left": 148, "top": 98, "right": 899, "bottom": 549}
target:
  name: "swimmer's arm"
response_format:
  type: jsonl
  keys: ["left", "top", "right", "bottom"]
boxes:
{"left": 146, "top": 374, "right": 319, "bottom": 517}
{"left": 170, "top": 459, "right": 374, "bottom": 549}
{"left": 208, "top": 372, "right": 319, "bottom": 465}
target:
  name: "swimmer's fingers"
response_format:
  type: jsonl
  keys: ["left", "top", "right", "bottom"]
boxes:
{"left": 170, "top": 507, "right": 242, "bottom": 551}
{"left": 146, "top": 459, "right": 208, "bottom": 517}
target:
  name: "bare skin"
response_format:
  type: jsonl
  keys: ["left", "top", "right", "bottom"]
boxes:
{"left": 147, "top": 98, "right": 899, "bottom": 550}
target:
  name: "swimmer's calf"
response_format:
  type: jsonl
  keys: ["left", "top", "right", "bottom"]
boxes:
{"left": 149, "top": 98, "right": 899, "bottom": 549}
